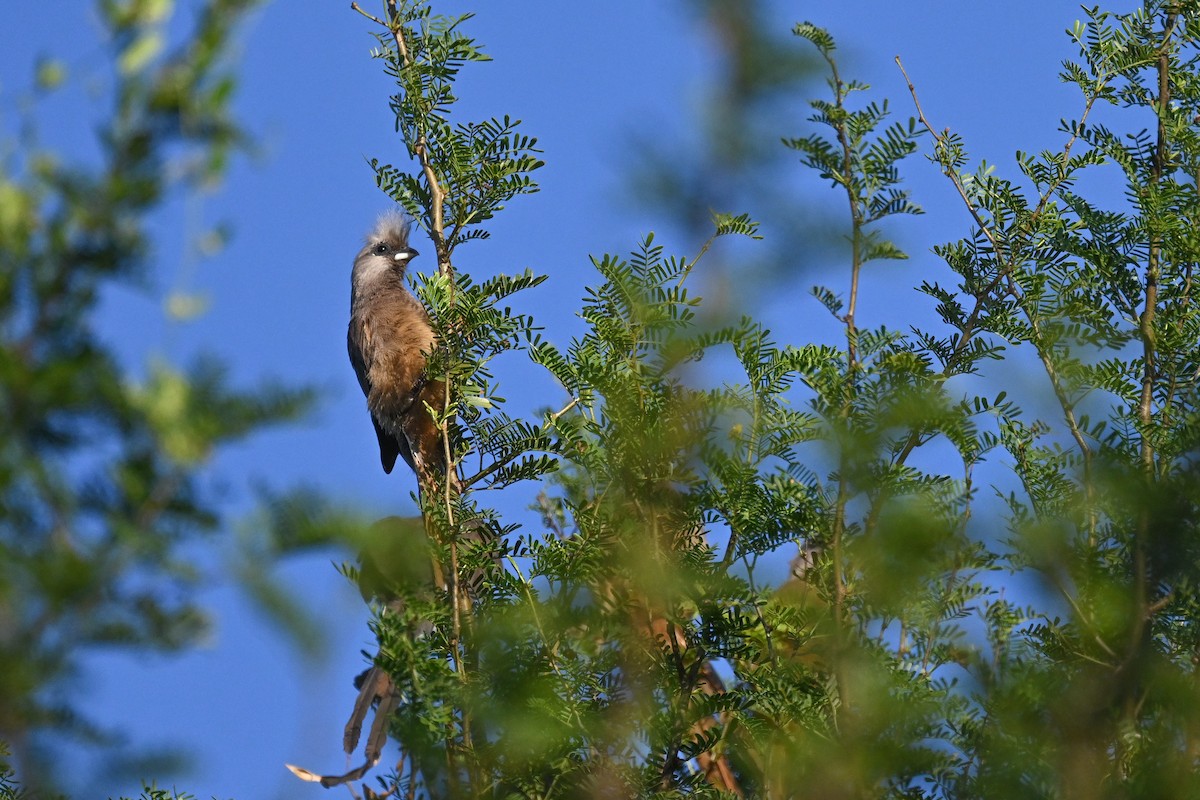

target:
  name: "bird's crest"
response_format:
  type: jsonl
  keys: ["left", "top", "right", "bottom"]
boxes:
{"left": 366, "top": 211, "right": 413, "bottom": 248}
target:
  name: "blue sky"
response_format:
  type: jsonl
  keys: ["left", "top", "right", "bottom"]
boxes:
{"left": 2, "top": 1, "right": 1120, "bottom": 796}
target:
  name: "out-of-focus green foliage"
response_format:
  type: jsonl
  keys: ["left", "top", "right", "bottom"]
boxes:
{"left": 341, "top": 1, "right": 1200, "bottom": 798}
{"left": 109, "top": 786, "right": 200, "bottom": 800}
{"left": 0, "top": 0, "right": 322, "bottom": 794}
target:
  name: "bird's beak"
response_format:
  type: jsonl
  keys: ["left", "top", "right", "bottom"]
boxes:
{"left": 395, "top": 247, "right": 419, "bottom": 263}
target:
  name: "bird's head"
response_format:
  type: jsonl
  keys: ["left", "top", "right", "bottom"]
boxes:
{"left": 352, "top": 212, "right": 421, "bottom": 290}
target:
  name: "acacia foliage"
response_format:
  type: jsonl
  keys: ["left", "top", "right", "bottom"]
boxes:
{"left": 356, "top": 1, "right": 1200, "bottom": 798}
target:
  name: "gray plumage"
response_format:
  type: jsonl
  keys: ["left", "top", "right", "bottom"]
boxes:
{"left": 347, "top": 213, "right": 446, "bottom": 478}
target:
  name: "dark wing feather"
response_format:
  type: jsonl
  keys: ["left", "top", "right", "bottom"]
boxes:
{"left": 372, "top": 414, "right": 413, "bottom": 474}
{"left": 348, "top": 323, "right": 413, "bottom": 475}
{"left": 347, "top": 323, "right": 372, "bottom": 396}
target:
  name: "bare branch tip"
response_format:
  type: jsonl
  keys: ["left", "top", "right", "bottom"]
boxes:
{"left": 350, "top": 2, "right": 385, "bottom": 26}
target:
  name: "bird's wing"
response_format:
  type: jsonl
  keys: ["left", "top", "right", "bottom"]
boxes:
{"left": 347, "top": 321, "right": 373, "bottom": 392}
{"left": 347, "top": 321, "right": 373, "bottom": 396}
{"left": 372, "top": 414, "right": 413, "bottom": 474}
{"left": 349, "top": 320, "right": 413, "bottom": 474}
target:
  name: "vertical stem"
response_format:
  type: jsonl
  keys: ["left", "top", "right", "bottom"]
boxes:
{"left": 1140, "top": 13, "right": 1172, "bottom": 471}
{"left": 824, "top": 49, "right": 861, "bottom": 717}
{"left": 1133, "top": 9, "right": 1176, "bottom": 646}
{"left": 830, "top": 57, "right": 864, "bottom": 379}
{"left": 382, "top": 0, "right": 471, "bottom": 785}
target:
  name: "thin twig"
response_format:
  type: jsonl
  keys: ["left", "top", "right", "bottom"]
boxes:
{"left": 461, "top": 398, "right": 575, "bottom": 489}
{"left": 350, "top": 2, "right": 384, "bottom": 26}
{"left": 550, "top": 396, "right": 579, "bottom": 422}
{"left": 895, "top": 54, "right": 1108, "bottom": 538}
{"left": 385, "top": 0, "right": 451, "bottom": 275}
{"left": 895, "top": 56, "right": 1008, "bottom": 263}
{"left": 1129, "top": 6, "right": 1180, "bottom": 677}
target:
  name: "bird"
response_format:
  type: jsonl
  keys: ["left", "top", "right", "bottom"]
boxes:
{"left": 347, "top": 212, "right": 449, "bottom": 486}
{"left": 333, "top": 215, "right": 496, "bottom": 791}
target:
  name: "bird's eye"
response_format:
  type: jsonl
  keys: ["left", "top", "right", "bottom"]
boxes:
{"left": 373, "top": 243, "right": 389, "bottom": 255}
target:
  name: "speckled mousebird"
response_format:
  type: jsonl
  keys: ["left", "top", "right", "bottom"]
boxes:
{"left": 347, "top": 213, "right": 449, "bottom": 483}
